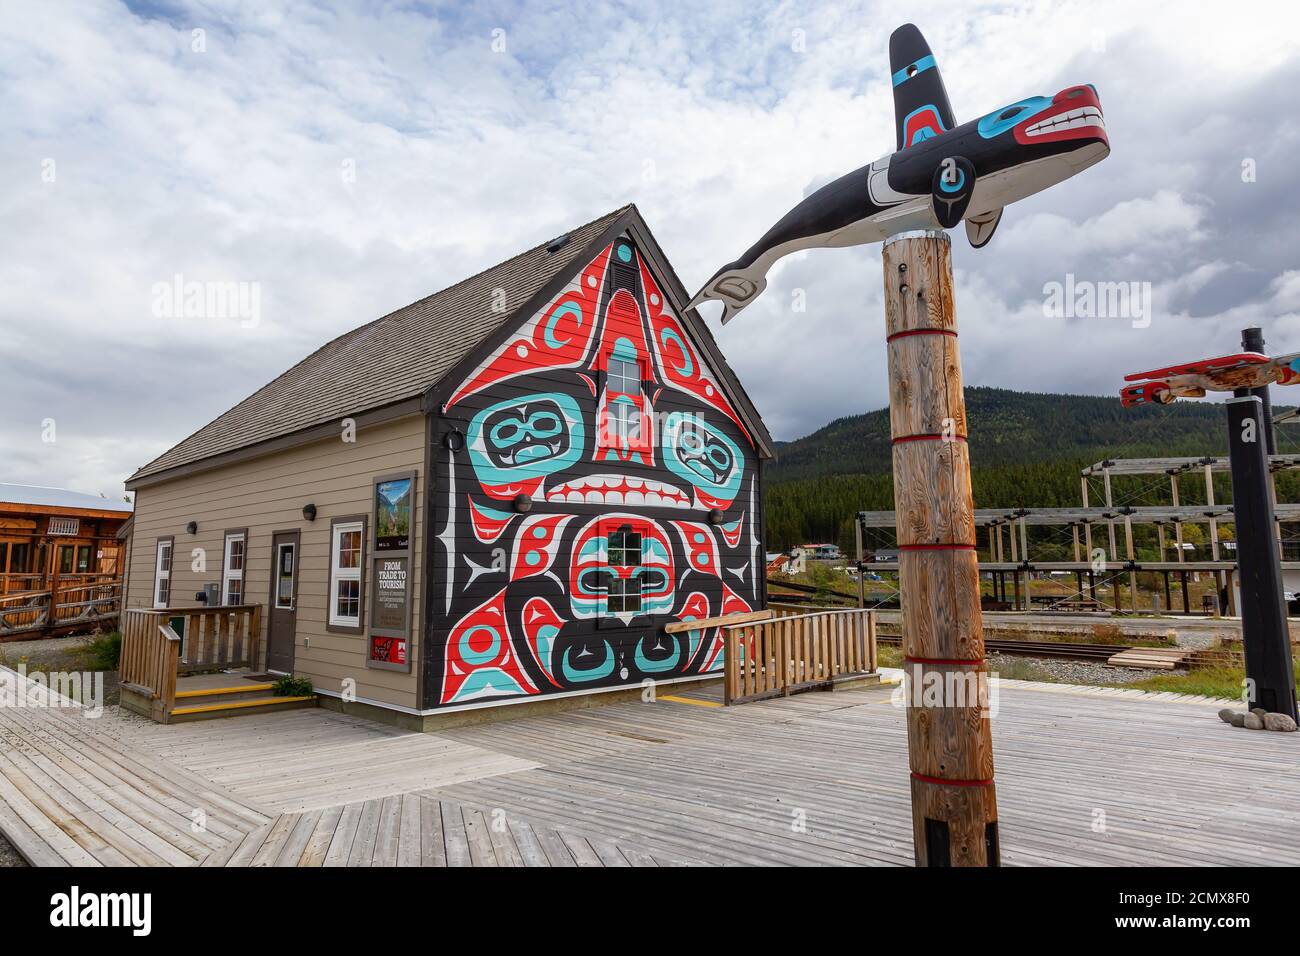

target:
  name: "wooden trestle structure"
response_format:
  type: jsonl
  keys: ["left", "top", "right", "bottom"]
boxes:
{"left": 858, "top": 455, "right": 1300, "bottom": 615}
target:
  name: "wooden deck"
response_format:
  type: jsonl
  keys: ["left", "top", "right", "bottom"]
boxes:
{"left": 3, "top": 664, "right": 1298, "bottom": 866}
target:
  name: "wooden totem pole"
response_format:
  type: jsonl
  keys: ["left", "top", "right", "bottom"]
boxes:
{"left": 884, "top": 230, "right": 997, "bottom": 864}
{"left": 691, "top": 24, "right": 1110, "bottom": 865}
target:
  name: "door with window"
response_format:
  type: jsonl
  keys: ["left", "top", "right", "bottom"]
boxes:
{"left": 266, "top": 531, "right": 299, "bottom": 673}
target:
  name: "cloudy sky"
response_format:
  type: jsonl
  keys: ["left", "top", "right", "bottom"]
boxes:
{"left": 3, "top": 0, "right": 1299, "bottom": 498}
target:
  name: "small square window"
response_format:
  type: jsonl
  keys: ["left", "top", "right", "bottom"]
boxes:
{"left": 609, "top": 403, "right": 640, "bottom": 444}
{"left": 607, "top": 577, "right": 642, "bottom": 614}
{"left": 608, "top": 358, "right": 640, "bottom": 397}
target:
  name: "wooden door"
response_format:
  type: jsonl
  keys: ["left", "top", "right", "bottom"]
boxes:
{"left": 266, "top": 531, "right": 299, "bottom": 673}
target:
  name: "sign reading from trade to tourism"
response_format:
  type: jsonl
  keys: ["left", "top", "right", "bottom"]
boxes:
{"left": 371, "top": 556, "right": 409, "bottom": 631}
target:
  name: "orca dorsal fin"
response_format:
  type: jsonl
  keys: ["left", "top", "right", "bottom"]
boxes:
{"left": 889, "top": 24, "right": 956, "bottom": 151}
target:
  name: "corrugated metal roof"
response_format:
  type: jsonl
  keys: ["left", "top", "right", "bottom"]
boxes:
{"left": 0, "top": 484, "right": 134, "bottom": 513}
{"left": 129, "top": 206, "right": 633, "bottom": 482}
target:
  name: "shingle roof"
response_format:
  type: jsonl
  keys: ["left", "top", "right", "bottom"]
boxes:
{"left": 129, "top": 206, "right": 632, "bottom": 483}
{"left": 0, "top": 483, "right": 133, "bottom": 514}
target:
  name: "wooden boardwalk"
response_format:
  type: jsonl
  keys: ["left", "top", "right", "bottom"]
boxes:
{"left": 2, "top": 663, "right": 1298, "bottom": 866}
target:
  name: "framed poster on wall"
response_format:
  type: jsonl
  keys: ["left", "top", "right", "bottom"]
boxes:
{"left": 368, "top": 470, "right": 415, "bottom": 672}
{"left": 374, "top": 475, "right": 413, "bottom": 552}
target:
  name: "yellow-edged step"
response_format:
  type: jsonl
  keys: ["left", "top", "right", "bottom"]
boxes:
{"left": 170, "top": 695, "right": 315, "bottom": 716}
{"left": 174, "top": 682, "right": 275, "bottom": 699}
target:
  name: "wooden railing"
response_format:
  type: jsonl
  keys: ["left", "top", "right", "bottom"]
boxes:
{"left": 118, "top": 604, "right": 263, "bottom": 722}
{"left": 174, "top": 604, "right": 264, "bottom": 674}
{"left": 0, "top": 590, "right": 52, "bottom": 635}
{"left": 0, "top": 573, "right": 44, "bottom": 596}
{"left": 119, "top": 609, "right": 182, "bottom": 721}
{"left": 0, "top": 578, "right": 123, "bottom": 637}
{"left": 723, "top": 607, "right": 876, "bottom": 705}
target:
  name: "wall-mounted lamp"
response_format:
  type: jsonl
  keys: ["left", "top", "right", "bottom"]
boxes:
{"left": 185, "top": 521, "right": 198, "bottom": 535}
{"left": 302, "top": 503, "right": 317, "bottom": 522}
{"left": 443, "top": 429, "right": 465, "bottom": 451}
{"left": 707, "top": 508, "right": 726, "bottom": 525}
{"left": 512, "top": 494, "right": 532, "bottom": 514}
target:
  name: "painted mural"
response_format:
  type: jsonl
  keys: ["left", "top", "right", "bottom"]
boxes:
{"left": 428, "top": 235, "right": 763, "bottom": 708}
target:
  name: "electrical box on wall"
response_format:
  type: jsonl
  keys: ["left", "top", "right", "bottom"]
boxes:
{"left": 203, "top": 583, "right": 219, "bottom": 605}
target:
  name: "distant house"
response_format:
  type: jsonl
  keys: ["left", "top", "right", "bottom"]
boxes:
{"left": 795, "top": 543, "right": 843, "bottom": 561}
{"left": 766, "top": 551, "right": 805, "bottom": 576}
{"left": 0, "top": 484, "right": 132, "bottom": 638}
{"left": 123, "top": 206, "right": 774, "bottom": 725}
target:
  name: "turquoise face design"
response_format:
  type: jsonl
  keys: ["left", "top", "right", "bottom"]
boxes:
{"left": 977, "top": 96, "right": 1051, "bottom": 139}
{"left": 660, "top": 411, "right": 744, "bottom": 510}
{"left": 467, "top": 392, "right": 584, "bottom": 497}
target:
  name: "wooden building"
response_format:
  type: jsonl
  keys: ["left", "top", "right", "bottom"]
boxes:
{"left": 122, "top": 206, "right": 773, "bottom": 724}
{"left": 0, "top": 484, "right": 132, "bottom": 639}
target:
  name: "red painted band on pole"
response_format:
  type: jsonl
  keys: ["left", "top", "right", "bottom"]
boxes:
{"left": 904, "top": 655, "right": 986, "bottom": 666}
{"left": 898, "top": 543, "right": 977, "bottom": 551}
{"left": 892, "top": 433, "right": 967, "bottom": 444}
{"left": 886, "top": 328, "right": 958, "bottom": 343}
{"left": 911, "top": 772, "right": 995, "bottom": 787}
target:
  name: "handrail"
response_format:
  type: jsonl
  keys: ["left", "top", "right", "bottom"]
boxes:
{"left": 726, "top": 607, "right": 844, "bottom": 627}
{"left": 665, "top": 609, "right": 773, "bottom": 633}
{"left": 119, "top": 604, "right": 264, "bottom": 721}
{"left": 724, "top": 606, "right": 876, "bottom": 705}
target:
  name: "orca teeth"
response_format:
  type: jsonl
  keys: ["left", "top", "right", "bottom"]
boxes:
{"left": 1025, "top": 106, "right": 1104, "bottom": 136}
{"left": 545, "top": 474, "right": 691, "bottom": 509}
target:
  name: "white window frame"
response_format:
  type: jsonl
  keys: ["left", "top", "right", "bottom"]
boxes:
{"left": 221, "top": 532, "right": 246, "bottom": 606}
{"left": 605, "top": 523, "right": 645, "bottom": 616}
{"left": 329, "top": 520, "right": 364, "bottom": 628}
{"left": 153, "top": 540, "right": 172, "bottom": 609}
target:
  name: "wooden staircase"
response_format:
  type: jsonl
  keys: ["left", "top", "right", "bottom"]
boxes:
{"left": 170, "top": 681, "right": 316, "bottom": 722}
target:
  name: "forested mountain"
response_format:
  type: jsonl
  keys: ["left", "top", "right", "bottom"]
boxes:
{"left": 764, "top": 387, "right": 1299, "bottom": 553}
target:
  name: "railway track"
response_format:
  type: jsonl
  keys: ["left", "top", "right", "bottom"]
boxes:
{"left": 874, "top": 632, "right": 1131, "bottom": 661}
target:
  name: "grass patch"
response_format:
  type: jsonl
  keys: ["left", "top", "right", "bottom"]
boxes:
{"left": 1104, "top": 661, "right": 1300, "bottom": 701}
{"left": 876, "top": 643, "right": 903, "bottom": 668}
{"left": 84, "top": 631, "right": 121, "bottom": 671}
{"left": 986, "top": 657, "right": 1068, "bottom": 683}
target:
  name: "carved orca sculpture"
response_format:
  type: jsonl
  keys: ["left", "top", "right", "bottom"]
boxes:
{"left": 690, "top": 23, "right": 1110, "bottom": 324}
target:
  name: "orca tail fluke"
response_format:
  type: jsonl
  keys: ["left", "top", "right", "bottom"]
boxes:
{"left": 689, "top": 265, "right": 768, "bottom": 325}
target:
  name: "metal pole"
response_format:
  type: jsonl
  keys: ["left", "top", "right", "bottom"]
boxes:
{"left": 1226, "top": 395, "right": 1298, "bottom": 719}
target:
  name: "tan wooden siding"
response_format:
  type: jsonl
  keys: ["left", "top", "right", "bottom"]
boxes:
{"left": 126, "top": 416, "right": 425, "bottom": 709}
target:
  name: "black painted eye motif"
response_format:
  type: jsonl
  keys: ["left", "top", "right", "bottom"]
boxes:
{"left": 999, "top": 107, "right": 1023, "bottom": 120}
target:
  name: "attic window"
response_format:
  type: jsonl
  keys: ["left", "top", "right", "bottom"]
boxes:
{"left": 546, "top": 234, "right": 571, "bottom": 254}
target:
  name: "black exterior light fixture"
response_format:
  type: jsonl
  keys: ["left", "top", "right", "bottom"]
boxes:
{"left": 708, "top": 508, "right": 726, "bottom": 525}
{"left": 302, "top": 503, "right": 317, "bottom": 522}
{"left": 185, "top": 521, "right": 198, "bottom": 535}
{"left": 443, "top": 428, "right": 465, "bottom": 451}
{"left": 512, "top": 494, "right": 532, "bottom": 514}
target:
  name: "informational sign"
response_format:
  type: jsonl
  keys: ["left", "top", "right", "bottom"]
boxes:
{"left": 371, "top": 556, "right": 408, "bottom": 631}
{"left": 369, "top": 635, "right": 407, "bottom": 666}
{"left": 369, "top": 470, "right": 416, "bottom": 672}
{"left": 374, "top": 476, "right": 413, "bottom": 552}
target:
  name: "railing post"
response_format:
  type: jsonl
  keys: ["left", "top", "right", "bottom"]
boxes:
{"left": 250, "top": 604, "right": 264, "bottom": 672}
{"left": 723, "top": 627, "right": 736, "bottom": 705}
